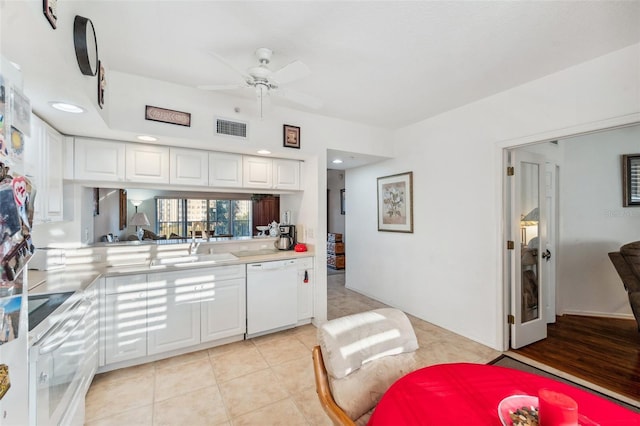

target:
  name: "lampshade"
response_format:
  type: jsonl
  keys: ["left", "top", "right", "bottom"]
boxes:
{"left": 130, "top": 212, "right": 150, "bottom": 227}
{"left": 521, "top": 207, "right": 539, "bottom": 226}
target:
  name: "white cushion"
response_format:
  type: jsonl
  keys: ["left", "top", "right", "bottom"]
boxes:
{"left": 318, "top": 308, "right": 419, "bottom": 380}
{"left": 318, "top": 308, "right": 419, "bottom": 419}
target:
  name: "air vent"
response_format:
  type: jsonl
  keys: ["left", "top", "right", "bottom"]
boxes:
{"left": 216, "top": 117, "right": 248, "bottom": 139}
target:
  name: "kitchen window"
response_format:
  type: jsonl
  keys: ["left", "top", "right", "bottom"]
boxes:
{"left": 156, "top": 197, "right": 251, "bottom": 238}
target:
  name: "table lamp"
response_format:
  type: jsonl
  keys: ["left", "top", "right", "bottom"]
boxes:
{"left": 130, "top": 200, "right": 150, "bottom": 241}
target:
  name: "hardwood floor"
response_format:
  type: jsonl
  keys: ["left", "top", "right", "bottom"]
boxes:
{"left": 513, "top": 315, "right": 640, "bottom": 403}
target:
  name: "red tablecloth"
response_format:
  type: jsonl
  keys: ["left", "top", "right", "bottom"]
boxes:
{"left": 367, "top": 363, "right": 639, "bottom": 425}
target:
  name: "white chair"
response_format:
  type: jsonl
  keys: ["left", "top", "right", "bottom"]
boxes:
{"left": 312, "top": 308, "right": 419, "bottom": 425}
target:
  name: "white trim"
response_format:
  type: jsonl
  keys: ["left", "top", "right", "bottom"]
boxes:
{"left": 560, "top": 310, "right": 635, "bottom": 321}
{"left": 497, "top": 113, "right": 640, "bottom": 351}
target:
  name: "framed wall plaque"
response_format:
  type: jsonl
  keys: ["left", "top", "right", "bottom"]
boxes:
{"left": 145, "top": 105, "right": 191, "bottom": 127}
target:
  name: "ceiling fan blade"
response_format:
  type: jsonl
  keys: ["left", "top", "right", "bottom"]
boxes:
{"left": 197, "top": 83, "right": 247, "bottom": 91}
{"left": 206, "top": 50, "right": 251, "bottom": 80}
{"left": 272, "top": 60, "right": 310, "bottom": 84}
{"left": 276, "top": 88, "right": 322, "bottom": 109}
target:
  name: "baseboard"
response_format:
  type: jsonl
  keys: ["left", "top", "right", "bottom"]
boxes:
{"left": 505, "top": 351, "right": 640, "bottom": 409}
{"left": 560, "top": 310, "right": 635, "bottom": 320}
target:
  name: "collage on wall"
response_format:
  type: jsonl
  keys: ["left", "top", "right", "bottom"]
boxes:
{"left": 0, "top": 76, "right": 31, "bottom": 169}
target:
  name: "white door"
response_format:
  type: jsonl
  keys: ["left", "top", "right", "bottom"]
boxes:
{"left": 243, "top": 156, "right": 273, "bottom": 188}
{"left": 543, "top": 162, "right": 557, "bottom": 323}
{"left": 170, "top": 148, "right": 209, "bottom": 186}
{"left": 125, "top": 144, "right": 170, "bottom": 183}
{"left": 209, "top": 152, "right": 243, "bottom": 187}
{"left": 273, "top": 159, "right": 300, "bottom": 190}
{"left": 510, "top": 151, "right": 548, "bottom": 348}
{"left": 201, "top": 278, "right": 246, "bottom": 342}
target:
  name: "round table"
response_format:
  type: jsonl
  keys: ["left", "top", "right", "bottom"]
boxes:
{"left": 367, "top": 363, "right": 639, "bottom": 425}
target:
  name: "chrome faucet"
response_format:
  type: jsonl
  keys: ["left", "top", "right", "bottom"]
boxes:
{"left": 188, "top": 241, "right": 200, "bottom": 255}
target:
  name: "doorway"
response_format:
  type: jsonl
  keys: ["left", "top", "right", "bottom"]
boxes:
{"left": 503, "top": 122, "right": 640, "bottom": 350}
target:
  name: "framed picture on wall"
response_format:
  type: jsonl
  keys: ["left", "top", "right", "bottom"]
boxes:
{"left": 622, "top": 154, "right": 640, "bottom": 206}
{"left": 283, "top": 124, "right": 300, "bottom": 149}
{"left": 377, "top": 171, "right": 413, "bottom": 233}
{"left": 340, "top": 189, "right": 345, "bottom": 215}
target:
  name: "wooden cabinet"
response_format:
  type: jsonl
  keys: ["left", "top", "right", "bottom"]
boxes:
{"left": 209, "top": 152, "right": 243, "bottom": 188}
{"left": 24, "top": 115, "right": 64, "bottom": 222}
{"left": 170, "top": 148, "right": 209, "bottom": 186}
{"left": 243, "top": 156, "right": 273, "bottom": 188}
{"left": 252, "top": 195, "right": 280, "bottom": 234}
{"left": 103, "top": 274, "right": 148, "bottom": 365}
{"left": 74, "top": 138, "right": 126, "bottom": 182}
{"left": 297, "top": 258, "right": 314, "bottom": 322}
{"left": 126, "top": 144, "right": 170, "bottom": 183}
{"left": 273, "top": 159, "right": 300, "bottom": 190}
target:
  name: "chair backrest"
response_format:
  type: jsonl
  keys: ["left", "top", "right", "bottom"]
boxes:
{"left": 312, "top": 345, "right": 356, "bottom": 426}
{"left": 313, "top": 308, "right": 419, "bottom": 424}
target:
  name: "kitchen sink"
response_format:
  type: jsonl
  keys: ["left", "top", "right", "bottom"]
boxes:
{"left": 149, "top": 252, "right": 238, "bottom": 267}
{"left": 231, "top": 249, "right": 280, "bottom": 257}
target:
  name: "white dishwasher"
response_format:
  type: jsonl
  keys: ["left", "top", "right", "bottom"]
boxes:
{"left": 246, "top": 259, "right": 300, "bottom": 338}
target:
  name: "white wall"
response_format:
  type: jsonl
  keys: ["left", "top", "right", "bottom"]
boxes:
{"left": 346, "top": 43, "right": 640, "bottom": 350}
{"left": 327, "top": 169, "right": 346, "bottom": 237}
{"left": 558, "top": 125, "right": 640, "bottom": 318}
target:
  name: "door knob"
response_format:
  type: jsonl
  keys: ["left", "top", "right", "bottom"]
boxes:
{"left": 542, "top": 249, "right": 551, "bottom": 261}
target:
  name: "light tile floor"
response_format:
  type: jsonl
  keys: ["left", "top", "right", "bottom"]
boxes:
{"left": 85, "top": 270, "right": 500, "bottom": 426}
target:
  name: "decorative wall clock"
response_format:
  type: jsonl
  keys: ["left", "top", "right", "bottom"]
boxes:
{"left": 73, "top": 16, "right": 99, "bottom": 76}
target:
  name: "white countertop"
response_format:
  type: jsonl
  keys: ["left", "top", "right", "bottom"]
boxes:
{"left": 27, "top": 249, "right": 314, "bottom": 295}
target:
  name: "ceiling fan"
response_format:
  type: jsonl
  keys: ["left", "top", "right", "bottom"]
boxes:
{"left": 198, "top": 47, "right": 322, "bottom": 117}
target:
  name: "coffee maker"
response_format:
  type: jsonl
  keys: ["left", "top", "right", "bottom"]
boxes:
{"left": 276, "top": 225, "right": 296, "bottom": 250}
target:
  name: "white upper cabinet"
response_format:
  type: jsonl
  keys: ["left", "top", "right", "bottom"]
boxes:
{"left": 24, "top": 115, "right": 64, "bottom": 222}
{"left": 209, "top": 152, "right": 242, "bottom": 188}
{"left": 242, "top": 156, "right": 273, "bottom": 189}
{"left": 74, "top": 138, "right": 126, "bottom": 182}
{"left": 125, "top": 144, "right": 170, "bottom": 184}
{"left": 273, "top": 159, "right": 301, "bottom": 190}
{"left": 170, "top": 148, "right": 208, "bottom": 186}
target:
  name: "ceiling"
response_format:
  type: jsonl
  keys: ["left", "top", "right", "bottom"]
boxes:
{"left": 2, "top": 1, "right": 639, "bottom": 169}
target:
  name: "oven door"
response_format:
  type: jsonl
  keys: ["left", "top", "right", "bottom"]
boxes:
{"left": 29, "top": 298, "right": 91, "bottom": 425}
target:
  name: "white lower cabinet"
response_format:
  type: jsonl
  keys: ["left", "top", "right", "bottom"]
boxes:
{"left": 104, "top": 290, "right": 148, "bottom": 365}
{"left": 201, "top": 278, "right": 246, "bottom": 342}
{"left": 147, "top": 270, "right": 202, "bottom": 355}
{"left": 101, "top": 265, "right": 246, "bottom": 367}
{"left": 103, "top": 274, "right": 148, "bottom": 365}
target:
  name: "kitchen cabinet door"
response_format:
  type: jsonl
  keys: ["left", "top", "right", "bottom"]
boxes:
{"left": 242, "top": 156, "right": 273, "bottom": 188}
{"left": 201, "top": 278, "right": 246, "bottom": 342}
{"left": 74, "top": 138, "right": 126, "bottom": 182}
{"left": 126, "top": 144, "right": 170, "bottom": 183}
{"left": 209, "top": 152, "right": 243, "bottom": 188}
{"left": 273, "top": 159, "right": 300, "bottom": 190}
{"left": 24, "top": 115, "right": 64, "bottom": 222}
{"left": 146, "top": 270, "right": 201, "bottom": 355}
{"left": 146, "top": 287, "right": 200, "bottom": 355}
{"left": 104, "top": 291, "right": 147, "bottom": 364}
{"left": 170, "top": 148, "right": 209, "bottom": 186}
{"left": 297, "top": 262, "right": 314, "bottom": 321}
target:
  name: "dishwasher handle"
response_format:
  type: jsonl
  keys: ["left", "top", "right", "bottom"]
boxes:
{"left": 248, "top": 260, "right": 296, "bottom": 270}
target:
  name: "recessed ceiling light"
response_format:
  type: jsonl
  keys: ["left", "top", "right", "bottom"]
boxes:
{"left": 50, "top": 102, "right": 85, "bottom": 113}
{"left": 137, "top": 135, "right": 157, "bottom": 142}
{"left": 257, "top": 149, "right": 271, "bottom": 155}
{"left": 332, "top": 159, "right": 343, "bottom": 164}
